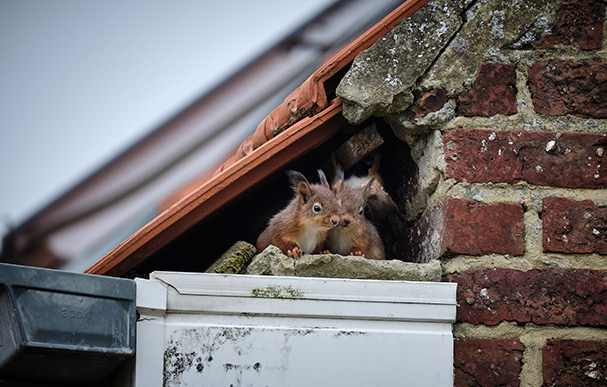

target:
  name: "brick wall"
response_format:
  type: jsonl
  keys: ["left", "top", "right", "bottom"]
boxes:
{"left": 387, "top": 1, "right": 607, "bottom": 385}
{"left": 336, "top": 0, "right": 607, "bottom": 384}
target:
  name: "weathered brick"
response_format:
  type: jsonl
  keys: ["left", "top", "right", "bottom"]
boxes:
{"left": 535, "top": 0, "right": 605, "bottom": 50}
{"left": 402, "top": 198, "right": 525, "bottom": 262}
{"left": 543, "top": 340, "right": 607, "bottom": 386}
{"left": 457, "top": 63, "right": 517, "bottom": 117}
{"left": 446, "top": 268, "right": 607, "bottom": 326}
{"left": 455, "top": 339, "right": 524, "bottom": 387}
{"left": 408, "top": 87, "right": 448, "bottom": 119}
{"left": 441, "top": 199, "right": 525, "bottom": 257}
{"left": 444, "top": 129, "right": 607, "bottom": 188}
{"left": 543, "top": 197, "right": 607, "bottom": 254}
{"left": 529, "top": 60, "right": 607, "bottom": 118}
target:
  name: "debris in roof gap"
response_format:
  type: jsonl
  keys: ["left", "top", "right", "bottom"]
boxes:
{"left": 335, "top": 124, "right": 384, "bottom": 170}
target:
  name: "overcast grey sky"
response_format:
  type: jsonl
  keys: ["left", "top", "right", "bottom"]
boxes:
{"left": 0, "top": 0, "right": 333, "bottom": 233}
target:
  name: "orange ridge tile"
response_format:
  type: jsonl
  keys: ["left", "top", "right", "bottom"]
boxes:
{"left": 214, "top": 0, "right": 430, "bottom": 174}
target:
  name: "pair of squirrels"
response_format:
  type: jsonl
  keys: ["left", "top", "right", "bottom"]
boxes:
{"left": 256, "top": 155, "right": 397, "bottom": 260}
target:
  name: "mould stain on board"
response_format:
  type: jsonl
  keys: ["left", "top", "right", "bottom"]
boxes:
{"left": 163, "top": 327, "right": 255, "bottom": 386}
{"left": 162, "top": 325, "right": 336, "bottom": 386}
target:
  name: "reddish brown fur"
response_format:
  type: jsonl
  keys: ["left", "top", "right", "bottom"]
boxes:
{"left": 325, "top": 169, "right": 385, "bottom": 260}
{"left": 347, "top": 154, "right": 399, "bottom": 224}
{"left": 256, "top": 170, "right": 339, "bottom": 257}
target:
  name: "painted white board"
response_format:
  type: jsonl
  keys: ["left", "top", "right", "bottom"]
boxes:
{"left": 134, "top": 273, "right": 457, "bottom": 387}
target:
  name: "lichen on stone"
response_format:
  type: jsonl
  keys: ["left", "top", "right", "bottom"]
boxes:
{"left": 418, "top": 0, "right": 557, "bottom": 95}
{"left": 336, "top": 0, "right": 464, "bottom": 125}
{"left": 246, "top": 245, "right": 442, "bottom": 281}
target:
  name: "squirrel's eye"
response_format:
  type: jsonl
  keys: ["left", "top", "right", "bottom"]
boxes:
{"left": 313, "top": 203, "right": 322, "bottom": 213}
{"left": 359, "top": 207, "right": 364, "bottom": 216}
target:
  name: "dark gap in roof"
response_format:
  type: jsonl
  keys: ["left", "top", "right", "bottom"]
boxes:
{"left": 129, "top": 131, "right": 352, "bottom": 277}
{"left": 328, "top": 118, "right": 418, "bottom": 261}
{"left": 127, "top": 117, "right": 419, "bottom": 277}
{"left": 371, "top": 120, "right": 418, "bottom": 262}
{"left": 324, "top": 64, "right": 351, "bottom": 102}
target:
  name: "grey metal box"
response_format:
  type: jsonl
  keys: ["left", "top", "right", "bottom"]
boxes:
{"left": 0, "top": 263, "right": 136, "bottom": 384}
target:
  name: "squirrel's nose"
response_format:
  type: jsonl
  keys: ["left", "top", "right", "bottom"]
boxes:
{"left": 331, "top": 218, "right": 338, "bottom": 226}
{"left": 343, "top": 218, "right": 351, "bottom": 226}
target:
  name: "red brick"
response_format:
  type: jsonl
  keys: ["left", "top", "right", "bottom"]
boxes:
{"left": 441, "top": 199, "right": 525, "bottom": 257}
{"left": 408, "top": 87, "right": 448, "bottom": 119}
{"left": 543, "top": 340, "right": 607, "bottom": 386}
{"left": 457, "top": 63, "right": 517, "bottom": 117}
{"left": 402, "top": 198, "right": 525, "bottom": 262}
{"left": 543, "top": 197, "right": 607, "bottom": 254}
{"left": 444, "top": 129, "right": 607, "bottom": 189}
{"left": 455, "top": 339, "right": 524, "bottom": 387}
{"left": 529, "top": 60, "right": 607, "bottom": 118}
{"left": 446, "top": 268, "right": 607, "bottom": 326}
{"left": 535, "top": 0, "right": 605, "bottom": 50}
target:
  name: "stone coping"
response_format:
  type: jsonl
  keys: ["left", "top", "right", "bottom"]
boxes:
{"left": 246, "top": 245, "right": 442, "bottom": 282}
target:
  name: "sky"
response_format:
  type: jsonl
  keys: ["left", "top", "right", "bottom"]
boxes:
{"left": 0, "top": 0, "right": 334, "bottom": 238}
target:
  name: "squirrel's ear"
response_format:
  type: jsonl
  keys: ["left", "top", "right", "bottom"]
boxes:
{"left": 363, "top": 177, "right": 376, "bottom": 199}
{"left": 368, "top": 153, "right": 385, "bottom": 185}
{"left": 286, "top": 170, "right": 312, "bottom": 203}
{"left": 317, "top": 169, "right": 330, "bottom": 189}
{"left": 286, "top": 170, "right": 306, "bottom": 188}
{"left": 297, "top": 181, "right": 312, "bottom": 204}
{"left": 332, "top": 167, "right": 345, "bottom": 193}
{"left": 369, "top": 153, "right": 381, "bottom": 176}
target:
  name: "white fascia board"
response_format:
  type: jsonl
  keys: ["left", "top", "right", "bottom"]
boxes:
{"left": 149, "top": 272, "right": 457, "bottom": 323}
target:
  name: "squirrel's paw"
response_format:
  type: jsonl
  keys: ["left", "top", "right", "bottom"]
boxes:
{"left": 351, "top": 250, "right": 365, "bottom": 257}
{"left": 287, "top": 247, "right": 304, "bottom": 258}
{"left": 320, "top": 249, "right": 331, "bottom": 254}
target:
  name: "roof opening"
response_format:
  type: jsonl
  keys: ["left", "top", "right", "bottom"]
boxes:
{"left": 128, "top": 118, "right": 418, "bottom": 278}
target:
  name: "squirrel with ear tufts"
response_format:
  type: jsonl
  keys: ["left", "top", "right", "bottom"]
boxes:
{"left": 256, "top": 170, "right": 340, "bottom": 258}
{"left": 324, "top": 167, "right": 385, "bottom": 260}
{"left": 337, "top": 153, "right": 399, "bottom": 225}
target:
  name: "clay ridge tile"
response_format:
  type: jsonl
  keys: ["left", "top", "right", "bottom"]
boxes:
{"left": 215, "top": 0, "right": 429, "bottom": 174}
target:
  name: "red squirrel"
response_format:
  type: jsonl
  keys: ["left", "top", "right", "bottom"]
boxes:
{"left": 325, "top": 168, "right": 386, "bottom": 260}
{"left": 332, "top": 153, "right": 398, "bottom": 224}
{"left": 256, "top": 170, "right": 340, "bottom": 258}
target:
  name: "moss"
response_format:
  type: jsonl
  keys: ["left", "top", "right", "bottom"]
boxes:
{"left": 251, "top": 285, "right": 305, "bottom": 299}
{"left": 272, "top": 105, "right": 312, "bottom": 137}
{"left": 206, "top": 241, "right": 256, "bottom": 274}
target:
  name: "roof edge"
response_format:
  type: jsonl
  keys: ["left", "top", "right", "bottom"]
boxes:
{"left": 86, "top": 100, "right": 344, "bottom": 276}
{"left": 86, "top": 0, "right": 431, "bottom": 276}
{"left": 214, "top": 0, "right": 430, "bottom": 175}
